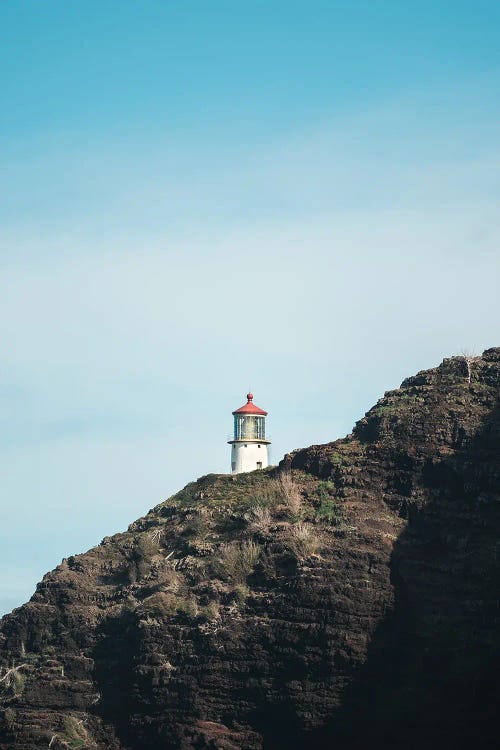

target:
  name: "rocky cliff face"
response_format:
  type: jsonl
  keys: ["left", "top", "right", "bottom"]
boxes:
{"left": 1, "top": 349, "right": 499, "bottom": 750}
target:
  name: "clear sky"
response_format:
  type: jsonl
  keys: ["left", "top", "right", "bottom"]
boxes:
{"left": 1, "top": 1, "right": 499, "bottom": 614}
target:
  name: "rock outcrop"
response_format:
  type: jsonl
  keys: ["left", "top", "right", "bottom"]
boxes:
{"left": 1, "top": 349, "right": 499, "bottom": 749}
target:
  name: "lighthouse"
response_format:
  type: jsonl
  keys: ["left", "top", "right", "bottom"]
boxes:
{"left": 228, "top": 393, "right": 271, "bottom": 473}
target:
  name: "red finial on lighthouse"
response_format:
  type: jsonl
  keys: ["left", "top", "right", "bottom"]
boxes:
{"left": 247, "top": 392, "right": 253, "bottom": 402}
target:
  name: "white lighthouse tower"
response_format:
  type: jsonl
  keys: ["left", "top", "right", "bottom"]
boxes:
{"left": 228, "top": 393, "right": 271, "bottom": 474}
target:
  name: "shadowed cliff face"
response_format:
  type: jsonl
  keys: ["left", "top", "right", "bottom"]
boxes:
{"left": 1, "top": 350, "right": 499, "bottom": 750}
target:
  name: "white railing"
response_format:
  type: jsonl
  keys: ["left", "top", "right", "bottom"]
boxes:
{"left": 227, "top": 434, "right": 271, "bottom": 442}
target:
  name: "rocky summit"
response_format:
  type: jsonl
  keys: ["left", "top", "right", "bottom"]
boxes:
{"left": 1, "top": 349, "right": 499, "bottom": 750}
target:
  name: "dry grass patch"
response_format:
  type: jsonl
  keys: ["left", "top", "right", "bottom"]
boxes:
{"left": 140, "top": 591, "right": 198, "bottom": 620}
{"left": 0, "top": 664, "right": 28, "bottom": 696}
{"left": 245, "top": 505, "right": 272, "bottom": 535}
{"left": 234, "top": 583, "right": 250, "bottom": 604}
{"left": 284, "top": 522, "right": 319, "bottom": 558}
{"left": 203, "top": 600, "right": 220, "bottom": 621}
{"left": 61, "top": 715, "right": 89, "bottom": 746}
{"left": 280, "top": 474, "right": 303, "bottom": 520}
{"left": 140, "top": 592, "right": 179, "bottom": 619}
{"left": 219, "top": 540, "right": 261, "bottom": 582}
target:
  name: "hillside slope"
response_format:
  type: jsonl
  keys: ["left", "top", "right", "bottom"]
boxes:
{"left": 1, "top": 349, "right": 499, "bottom": 750}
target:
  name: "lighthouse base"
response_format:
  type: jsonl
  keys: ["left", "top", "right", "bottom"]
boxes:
{"left": 229, "top": 441, "right": 270, "bottom": 474}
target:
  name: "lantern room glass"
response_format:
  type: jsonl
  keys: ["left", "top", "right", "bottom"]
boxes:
{"left": 234, "top": 415, "right": 265, "bottom": 440}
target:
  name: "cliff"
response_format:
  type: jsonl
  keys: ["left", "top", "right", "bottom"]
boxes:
{"left": 1, "top": 349, "right": 499, "bottom": 750}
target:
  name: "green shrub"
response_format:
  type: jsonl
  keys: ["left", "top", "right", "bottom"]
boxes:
{"left": 316, "top": 498, "right": 342, "bottom": 525}
{"left": 174, "top": 482, "right": 200, "bottom": 506}
{"left": 375, "top": 404, "right": 398, "bottom": 416}
{"left": 329, "top": 453, "right": 345, "bottom": 467}
{"left": 316, "top": 480, "right": 336, "bottom": 494}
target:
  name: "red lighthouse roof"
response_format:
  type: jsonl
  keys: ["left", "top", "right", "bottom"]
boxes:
{"left": 232, "top": 393, "right": 268, "bottom": 416}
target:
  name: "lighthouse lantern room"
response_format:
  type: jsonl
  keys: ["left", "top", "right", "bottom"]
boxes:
{"left": 228, "top": 393, "right": 271, "bottom": 473}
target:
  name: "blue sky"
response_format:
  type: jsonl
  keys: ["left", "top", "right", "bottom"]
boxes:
{"left": 1, "top": 1, "right": 499, "bottom": 614}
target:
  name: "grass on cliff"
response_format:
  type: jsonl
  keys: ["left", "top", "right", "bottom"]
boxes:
{"left": 0, "top": 664, "right": 28, "bottom": 698}
{"left": 145, "top": 469, "right": 343, "bottom": 561}
{"left": 218, "top": 540, "right": 261, "bottom": 582}
{"left": 115, "top": 469, "right": 348, "bottom": 627}
{"left": 49, "top": 714, "right": 90, "bottom": 749}
{"left": 282, "top": 521, "right": 319, "bottom": 557}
